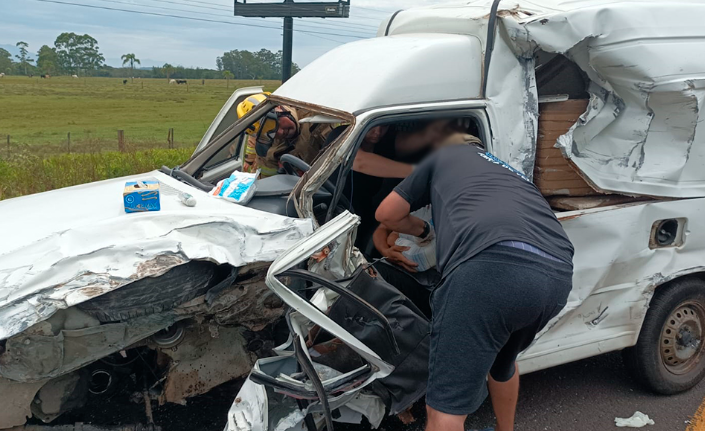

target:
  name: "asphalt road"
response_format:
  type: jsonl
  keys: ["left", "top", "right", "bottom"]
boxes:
{"left": 365, "top": 351, "right": 705, "bottom": 431}
{"left": 48, "top": 351, "right": 704, "bottom": 431}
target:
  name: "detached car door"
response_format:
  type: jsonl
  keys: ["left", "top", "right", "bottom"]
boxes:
{"left": 226, "top": 211, "right": 431, "bottom": 431}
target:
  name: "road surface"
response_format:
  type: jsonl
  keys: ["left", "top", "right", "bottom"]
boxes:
{"left": 45, "top": 351, "right": 705, "bottom": 431}
{"left": 365, "top": 351, "right": 705, "bottom": 431}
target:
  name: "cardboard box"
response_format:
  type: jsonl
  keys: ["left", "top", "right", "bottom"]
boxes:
{"left": 124, "top": 181, "right": 161, "bottom": 213}
{"left": 534, "top": 99, "right": 598, "bottom": 196}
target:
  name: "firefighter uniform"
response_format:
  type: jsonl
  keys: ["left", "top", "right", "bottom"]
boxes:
{"left": 242, "top": 107, "right": 333, "bottom": 177}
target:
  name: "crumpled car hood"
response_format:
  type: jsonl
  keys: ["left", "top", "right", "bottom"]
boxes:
{"left": 0, "top": 171, "right": 314, "bottom": 340}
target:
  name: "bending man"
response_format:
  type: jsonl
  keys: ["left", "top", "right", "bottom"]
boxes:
{"left": 375, "top": 144, "right": 574, "bottom": 431}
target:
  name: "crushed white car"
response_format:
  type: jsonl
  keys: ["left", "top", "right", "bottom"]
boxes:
{"left": 2, "top": 1, "right": 705, "bottom": 430}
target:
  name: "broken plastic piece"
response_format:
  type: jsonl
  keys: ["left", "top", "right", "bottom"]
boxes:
{"left": 615, "top": 411, "right": 655, "bottom": 428}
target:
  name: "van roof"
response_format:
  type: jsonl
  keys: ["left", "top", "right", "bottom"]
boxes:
{"left": 274, "top": 33, "right": 483, "bottom": 115}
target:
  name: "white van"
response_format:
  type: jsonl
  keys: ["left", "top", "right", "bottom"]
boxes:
{"left": 1, "top": 1, "right": 704, "bottom": 429}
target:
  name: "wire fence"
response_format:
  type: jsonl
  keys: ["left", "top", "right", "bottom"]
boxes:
{"left": 3, "top": 128, "right": 186, "bottom": 160}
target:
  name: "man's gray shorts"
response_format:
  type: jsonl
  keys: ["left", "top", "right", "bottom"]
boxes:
{"left": 426, "top": 244, "right": 572, "bottom": 415}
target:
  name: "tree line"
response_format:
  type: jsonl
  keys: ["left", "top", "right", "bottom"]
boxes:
{"left": 1, "top": 33, "right": 299, "bottom": 80}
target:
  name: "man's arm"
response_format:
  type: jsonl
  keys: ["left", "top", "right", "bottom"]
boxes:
{"left": 375, "top": 192, "right": 426, "bottom": 237}
{"left": 353, "top": 150, "right": 414, "bottom": 178}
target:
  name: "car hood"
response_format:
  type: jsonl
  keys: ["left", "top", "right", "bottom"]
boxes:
{"left": 0, "top": 171, "right": 314, "bottom": 340}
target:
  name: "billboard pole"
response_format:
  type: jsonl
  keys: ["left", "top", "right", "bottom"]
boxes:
{"left": 234, "top": 1, "right": 351, "bottom": 83}
{"left": 282, "top": 16, "right": 294, "bottom": 82}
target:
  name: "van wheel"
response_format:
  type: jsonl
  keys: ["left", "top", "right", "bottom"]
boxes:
{"left": 623, "top": 278, "right": 705, "bottom": 394}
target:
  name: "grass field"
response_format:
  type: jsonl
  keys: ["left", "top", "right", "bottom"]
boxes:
{"left": 0, "top": 76, "right": 280, "bottom": 155}
{"left": 0, "top": 75, "right": 281, "bottom": 200}
{"left": 0, "top": 148, "right": 194, "bottom": 200}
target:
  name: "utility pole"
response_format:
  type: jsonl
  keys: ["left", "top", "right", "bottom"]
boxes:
{"left": 234, "top": 1, "right": 351, "bottom": 83}
{"left": 282, "top": 14, "right": 294, "bottom": 82}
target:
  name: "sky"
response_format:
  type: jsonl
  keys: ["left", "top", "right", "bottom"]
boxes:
{"left": 1, "top": 0, "right": 438, "bottom": 69}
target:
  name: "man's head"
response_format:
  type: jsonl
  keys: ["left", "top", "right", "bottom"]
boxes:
{"left": 420, "top": 120, "right": 453, "bottom": 146}
{"left": 363, "top": 125, "right": 390, "bottom": 145}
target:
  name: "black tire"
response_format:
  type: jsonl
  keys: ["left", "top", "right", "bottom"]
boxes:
{"left": 623, "top": 277, "right": 705, "bottom": 394}
{"left": 78, "top": 261, "right": 216, "bottom": 322}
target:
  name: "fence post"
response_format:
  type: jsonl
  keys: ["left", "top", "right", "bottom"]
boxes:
{"left": 118, "top": 130, "right": 125, "bottom": 152}
{"left": 67, "top": 132, "right": 71, "bottom": 153}
{"left": 168, "top": 128, "right": 174, "bottom": 149}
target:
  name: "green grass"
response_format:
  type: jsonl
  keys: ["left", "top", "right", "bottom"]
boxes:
{"left": 0, "top": 148, "right": 195, "bottom": 200}
{"left": 0, "top": 76, "right": 280, "bottom": 155}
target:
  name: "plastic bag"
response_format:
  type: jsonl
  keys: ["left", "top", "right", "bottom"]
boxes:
{"left": 395, "top": 206, "right": 437, "bottom": 272}
{"left": 209, "top": 170, "right": 259, "bottom": 205}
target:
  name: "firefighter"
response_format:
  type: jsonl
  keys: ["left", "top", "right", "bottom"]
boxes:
{"left": 236, "top": 94, "right": 332, "bottom": 178}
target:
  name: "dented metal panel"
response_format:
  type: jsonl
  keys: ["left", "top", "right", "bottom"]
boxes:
{"left": 0, "top": 171, "right": 314, "bottom": 341}
{"left": 383, "top": 0, "right": 705, "bottom": 196}
{"left": 518, "top": 197, "right": 705, "bottom": 373}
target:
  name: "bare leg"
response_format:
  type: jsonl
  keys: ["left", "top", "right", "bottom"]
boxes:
{"left": 488, "top": 362, "right": 520, "bottom": 431}
{"left": 425, "top": 405, "right": 466, "bottom": 431}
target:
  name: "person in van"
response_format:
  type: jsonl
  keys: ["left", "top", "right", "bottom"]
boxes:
{"left": 237, "top": 94, "right": 333, "bottom": 177}
{"left": 327, "top": 120, "right": 455, "bottom": 254}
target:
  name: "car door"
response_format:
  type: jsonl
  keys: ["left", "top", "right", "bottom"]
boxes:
{"left": 192, "top": 86, "right": 263, "bottom": 182}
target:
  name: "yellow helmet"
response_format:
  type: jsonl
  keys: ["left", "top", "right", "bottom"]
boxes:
{"left": 237, "top": 93, "right": 272, "bottom": 136}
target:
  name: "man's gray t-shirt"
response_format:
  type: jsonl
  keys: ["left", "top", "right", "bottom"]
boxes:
{"left": 394, "top": 145, "right": 574, "bottom": 277}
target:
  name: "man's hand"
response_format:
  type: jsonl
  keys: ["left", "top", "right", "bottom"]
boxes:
{"left": 382, "top": 244, "right": 419, "bottom": 273}
{"left": 373, "top": 224, "right": 419, "bottom": 273}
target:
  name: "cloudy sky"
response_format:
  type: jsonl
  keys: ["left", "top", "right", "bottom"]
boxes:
{"left": 1, "top": 0, "right": 437, "bottom": 69}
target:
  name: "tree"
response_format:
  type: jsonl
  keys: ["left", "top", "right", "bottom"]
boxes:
{"left": 222, "top": 70, "right": 234, "bottom": 88}
{"left": 0, "top": 48, "right": 12, "bottom": 74}
{"left": 36, "top": 45, "right": 59, "bottom": 75}
{"left": 216, "top": 49, "right": 300, "bottom": 81}
{"left": 162, "top": 63, "right": 175, "bottom": 81}
{"left": 121, "top": 53, "right": 140, "bottom": 82}
{"left": 15, "top": 41, "right": 34, "bottom": 75}
{"left": 54, "top": 33, "right": 104, "bottom": 75}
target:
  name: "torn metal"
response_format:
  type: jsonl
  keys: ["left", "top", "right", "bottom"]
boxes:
{"left": 0, "top": 172, "right": 314, "bottom": 341}
{"left": 377, "top": 0, "right": 705, "bottom": 197}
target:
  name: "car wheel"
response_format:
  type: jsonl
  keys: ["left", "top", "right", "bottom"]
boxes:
{"left": 78, "top": 261, "right": 216, "bottom": 322}
{"left": 623, "top": 277, "right": 705, "bottom": 394}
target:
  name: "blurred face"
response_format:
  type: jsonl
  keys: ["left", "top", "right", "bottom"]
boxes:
{"left": 423, "top": 120, "right": 452, "bottom": 145}
{"left": 364, "top": 125, "right": 390, "bottom": 145}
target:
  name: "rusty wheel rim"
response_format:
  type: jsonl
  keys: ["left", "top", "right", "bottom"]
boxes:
{"left": 660, "top": 301, "right": 705, "bottom": 375}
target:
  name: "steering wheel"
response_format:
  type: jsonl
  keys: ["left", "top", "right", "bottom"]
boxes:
{"left": 280, "top": 154, "right": 337, "bottom": 194}
{"left": 280, "top": 154, "right": 351, "bottom": 213}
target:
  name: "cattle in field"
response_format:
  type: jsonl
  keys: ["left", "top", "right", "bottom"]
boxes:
{"left": 41, "top": 74, "right": 50, "bottom": 79}
{"left": 176, "top": 79, "right": 187, "bottom": 85}
{"left": 0, "top": 73, "right": 4, "bottom": 78}
{"left": 169, "top": 79, "right": 176, "bottom": 84}
{"left": 72, "top": 75, "right": 78, "bottom": 78}
{"left": 123, "top": 79, "right": 128, "bottom": 85}
{"left": 28, "top": 74, "right": 34, "bottom": 78}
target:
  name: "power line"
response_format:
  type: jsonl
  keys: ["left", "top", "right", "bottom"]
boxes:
{"left": 88, "top": 0, "right": 373, "bottom": 37}
{"left": 32, "top": 0, "right": 369, "bottom": 39}
{"left": 138, "top": 0, "right": 379, "bottom": 32}
{"left": 354, "top": 5, "right": 397, "bottom": 14}
{"left": 139, "top": 0, "right": 380, "bottom": 30}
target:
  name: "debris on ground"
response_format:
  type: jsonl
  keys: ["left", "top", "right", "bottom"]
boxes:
{"left": 615, "top": 411, "right": 655, "bottom": 428}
